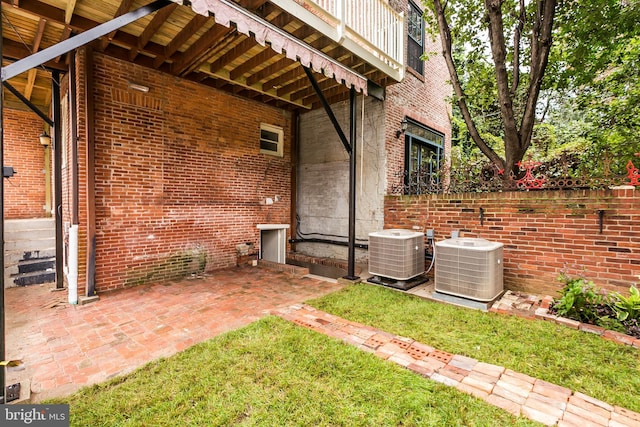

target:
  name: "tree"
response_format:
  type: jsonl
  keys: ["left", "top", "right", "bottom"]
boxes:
{"left": 427, "top": 0, "right": 557, "bottom": 177}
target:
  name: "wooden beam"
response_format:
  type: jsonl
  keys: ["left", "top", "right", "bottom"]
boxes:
{"left": 2, "top": 0, "right": 172, "bottom": 81}
{"left": 64, "top": 0, "right": 77, "bottom": 24}
{"left": 209, "top": 36, "right": 255, "bottom": 73}
{"left": 171, "top": 24, "right": 233, "bottom": 75}
{"left": 99, "top": 0, "right": 135, "bottom": 51}
{"left": 153, "top": 14, "right": 208, "bottom": 68}
{"left": 245, "top": 57, "right": 292, "bottom": 86}
{"left": 228, "top": 46, "right": 275, "bottom": 80}
{"left": 1, "top": 0, "right": 169, "bottom": 64}
{"left": 262, "top": 66, "right": 302, "bottom": 91}
{"left": 129, "top": 2, "right": 178, "bottom": 61}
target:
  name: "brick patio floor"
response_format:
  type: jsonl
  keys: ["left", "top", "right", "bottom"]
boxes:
{"left": 5, "top": 265, "right": 343, "bottom": 402}
{"left": 5, "top": 268, "right": 639, "bottom": 426}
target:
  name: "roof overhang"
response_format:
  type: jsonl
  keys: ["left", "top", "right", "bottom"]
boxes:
{"left": 179, "top": 0, "right": 368, "bottom": 94}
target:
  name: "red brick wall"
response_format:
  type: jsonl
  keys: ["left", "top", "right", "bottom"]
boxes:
{"left": 384, "top": 188, "right": 640, "bottom": 295}
{"left": 3, "top": 109, "right": 50, "bottom": 219}
{"left": 83, "top": 54, "right": 292, "bottom": 292}
{"left": 385, "top": 2, "right": 452, "bottom": 194}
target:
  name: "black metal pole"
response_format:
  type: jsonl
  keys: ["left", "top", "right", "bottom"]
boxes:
{"left": 0, "top": 0, "right": 5, "bottom": 403}
{"left": 345, "top": 86, "right": 359, "bottom": 280}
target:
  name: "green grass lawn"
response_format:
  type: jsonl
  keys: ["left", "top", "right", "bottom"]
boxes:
{"left": 307, "top": 283, "right": 640, "bottom": 413}
{"left": 51, "top": 316, "right": 540, "bottom": 426}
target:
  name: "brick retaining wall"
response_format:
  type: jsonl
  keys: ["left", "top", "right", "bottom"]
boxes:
{"left": 384, "top": 187, "right": 639, "bottom": 295}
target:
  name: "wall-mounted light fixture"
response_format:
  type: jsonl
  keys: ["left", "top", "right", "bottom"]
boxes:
{"left": 39, "top": 131, "right": 51, "bottom": 147}
{"left": 128, "top": 81, "right": 150, "bottom": 93}
{"left": 395, "top": 118, "right": 408, "bottom": 138}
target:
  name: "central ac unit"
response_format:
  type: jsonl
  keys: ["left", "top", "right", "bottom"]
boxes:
{"left": 368, "top": 229, "right": 425, "bottom": 281}
{"left": 435, "top": 238, "right": 504, "bottom": 302}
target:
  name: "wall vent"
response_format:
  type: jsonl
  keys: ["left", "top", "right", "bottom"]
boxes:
{"left": 435, "top": 238, "right": 503, "bottom": 302}
{"left": 368, "top": 229, "right": 424, "bottom": 280}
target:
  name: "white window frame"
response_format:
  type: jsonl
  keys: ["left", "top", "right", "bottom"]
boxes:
{"left": 260, "top": 123, "right": 284, "bottom": 157}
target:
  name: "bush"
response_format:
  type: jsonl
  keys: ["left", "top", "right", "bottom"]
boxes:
{"left": 550, "top": 274, "right": 640, "bottom": 338}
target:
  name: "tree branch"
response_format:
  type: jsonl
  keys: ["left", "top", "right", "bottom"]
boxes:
{"left": 511, "top": 0, "right": 525, "bottom": 97}
{"left": 432, "top": 0, "right": 504, "bottom": 169}
{"left": 485, "top": 0, "right": 521, "bottom": 172}
{"left": 519, "top": 0, "right": 556, "bottom": 155}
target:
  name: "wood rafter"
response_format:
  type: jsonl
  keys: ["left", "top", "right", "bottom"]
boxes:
{"left": 99, "top": 0, "right": 135, "bottom": 51}
{"left": 1, "top": 0, "right": 389, "bottom": 113}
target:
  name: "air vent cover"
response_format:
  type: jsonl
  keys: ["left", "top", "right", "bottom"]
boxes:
{"left": 435, "top": 238, "right": 504, "bottom": 301}
{"left": 368, "top": 229, "right": 425, "bottom": 280}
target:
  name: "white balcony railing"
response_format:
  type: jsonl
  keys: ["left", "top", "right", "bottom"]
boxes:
{"left": 271, "top": 0, "right": 405, "bottom": 81}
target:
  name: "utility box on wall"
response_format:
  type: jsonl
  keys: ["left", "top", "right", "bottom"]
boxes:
{"left": 257, "top": 224, "right": 289, "bottom": 264}
{"left": 435, "top": 237, "right": 503, "bottom": 302}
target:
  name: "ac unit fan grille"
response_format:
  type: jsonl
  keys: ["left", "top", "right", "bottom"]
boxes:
{"left": 435, "top": 239, "right": 503, "bottom": 302}
{"left": 368, "top": 230, "right": 425, "bottom": 281}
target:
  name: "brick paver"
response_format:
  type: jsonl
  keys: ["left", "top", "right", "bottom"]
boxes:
{"left": 274, "top": 304, "right": 640, "bottom": 427}
{"left": 5, "top": 266, "right": 343, "bottom": 402}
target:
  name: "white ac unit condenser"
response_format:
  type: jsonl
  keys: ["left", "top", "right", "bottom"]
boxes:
{"left": 435, "top": 238, "right": 504, "bottom": 302}
{"left": 368, "top": 229, "right": 425, "bottom": 281}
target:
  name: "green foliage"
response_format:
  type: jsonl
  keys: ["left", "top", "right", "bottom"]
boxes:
{"left": 614, "top": 286, "right": 640, "bottom": 322}
{"left": 428, "top": 0, "right": 640, "bottom": 173}
{"left": 551, "top": 275, "right": 640, "bottom": 338}
{"left": 552, "top": 275, "right": 611, "bottom": 325}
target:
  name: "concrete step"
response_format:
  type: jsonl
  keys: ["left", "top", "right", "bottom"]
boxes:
{"left": 5, "top": 249, "right": 57, "bottom": 267}
{"left": 5, "top": 228, "right": 55, "bottom": 242}
{"left": 4, "top": 239, "right": 55, "bottom": 252}
{"left": 12, "top": 270, "right": 56, "bottom": 286}
{"left": 17, "top": 257, "right": 55, "bottom": 274}
{"left": 4, "top": 218, "right": 55, "bottom": 232}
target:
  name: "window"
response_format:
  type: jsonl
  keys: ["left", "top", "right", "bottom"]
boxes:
{"left": 260, "top": 123, "right": 283, "bottom": 157}
{"left": 407, "top": 1, "right": 424, "bottom": 75}
{"left": 404, "top": 119, "right": 444, "bottom": 194}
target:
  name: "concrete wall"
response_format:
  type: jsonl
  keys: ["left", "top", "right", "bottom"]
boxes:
{"left": 296, "top": 96, "right": 386, "bottom": 260}
{"left": 293, "top": 0, "right": 452, "bottom": 262}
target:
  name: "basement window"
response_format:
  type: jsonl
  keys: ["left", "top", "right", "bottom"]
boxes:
{"left": 260, "top": 123, "right": 284, "bottom": 157}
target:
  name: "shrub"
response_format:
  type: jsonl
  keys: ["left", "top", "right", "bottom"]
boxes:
{"left": 550, "top": 274, "right": 640, "bottom": 338}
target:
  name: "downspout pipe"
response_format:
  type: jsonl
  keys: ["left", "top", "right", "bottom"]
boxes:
{"left": 68, "top": 226, "right": 78, "bottom": 304}
{"left": 67, "top": 52, "right": 79, "bottom": 304}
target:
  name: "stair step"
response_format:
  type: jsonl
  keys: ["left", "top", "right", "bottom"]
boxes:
{"left": 13, "top": 270, "right": 56, "bottom": 286}
{"left": 4, "top": 239, "right": 55, "bottom": 252}
{"left": 4, "top": 218, "right": 55, "bottom": 232}
{"left": 16, "top": 257, "right": 55, "bottom": 274}
{"left": 5, "top": 228, "right": 55, "bottom": 241}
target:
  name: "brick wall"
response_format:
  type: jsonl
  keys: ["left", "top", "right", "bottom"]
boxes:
{"left": 384, "top": 188, "right": 639, "bottom": 295}
{"left": 384, "top": 2, "right": 453, "bottom": 195}
{"left": 81, "top": 54, "right": 292, "bottom": 292}
{"left": 3, "top": 109, "right": 50, "bottom": 219}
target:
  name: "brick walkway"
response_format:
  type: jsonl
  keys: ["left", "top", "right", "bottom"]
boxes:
{"left": 274, "top": 303, "right": 640, "bottom": 427}
{"left": 5, "top": 266, "right": 343, "bottom": 402}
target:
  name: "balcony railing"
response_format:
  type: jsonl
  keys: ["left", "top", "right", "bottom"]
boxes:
{"left": 270, "top": 0, "right": 405, "bottom": 81}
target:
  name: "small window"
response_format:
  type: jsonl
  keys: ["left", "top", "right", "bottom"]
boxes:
{"left": 407, "top": 1, "right": 424, "bottom": 75}
{"left": 260, "top": 123, "right": 283, "bottom": 157}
